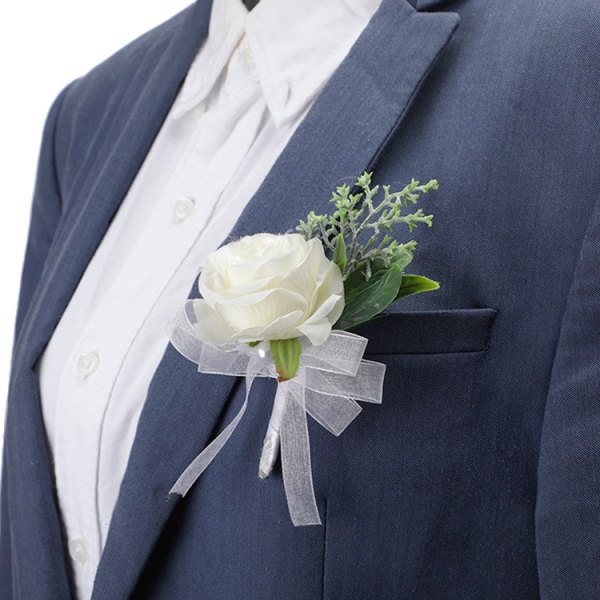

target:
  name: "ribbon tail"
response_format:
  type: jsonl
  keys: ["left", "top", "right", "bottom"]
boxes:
{"left": 280, "top": 379, "right": 322, "bottom": 526}
{"left": 304, "top": 390, "right": 362, "bottom": 437}
{"left": 170, "top": 355, "right": 263, "bottom": 497}
{"left": 169, "top": 396, "right": 248, "bottom": 496}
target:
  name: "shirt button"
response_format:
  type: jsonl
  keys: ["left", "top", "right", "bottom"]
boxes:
{"left": 68, "top": 538, "right": 89, "bottom": 564}
{"left": 194, "top": 102, "right": 207, "bottom": 118}
{"left": 174, "top": 196, "right": 196, "bottom": 221}
{"left": 77, "top": 352, "right": 99, "bottom": 376}
{"left": 240, "top": 44, "right": 254, "bottom": 68}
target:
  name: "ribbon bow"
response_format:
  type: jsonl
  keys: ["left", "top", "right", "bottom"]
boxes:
{"left": 168, "top": 301, "right": 385, "bottom": 526}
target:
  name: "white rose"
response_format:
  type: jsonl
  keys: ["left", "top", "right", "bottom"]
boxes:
{"left": 193, "top": 233, "right": 344, "bottom": 347}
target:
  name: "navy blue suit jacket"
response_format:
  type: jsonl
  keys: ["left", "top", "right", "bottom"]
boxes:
{"left": 2, "top": 0, "right": 599, "bottom": 597}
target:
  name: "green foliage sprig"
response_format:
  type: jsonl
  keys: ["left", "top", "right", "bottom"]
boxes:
{"left": 297, "top": 172, "right": 440, "bottom": 330}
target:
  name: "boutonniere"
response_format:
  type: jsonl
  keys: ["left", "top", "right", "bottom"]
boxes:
{"left": 168, "top": 172, "right": 439, "bottom": 525}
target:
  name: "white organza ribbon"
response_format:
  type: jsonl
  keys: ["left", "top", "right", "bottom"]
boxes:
{"left": 167, "top": 301, "right": 385, "bottom": 526}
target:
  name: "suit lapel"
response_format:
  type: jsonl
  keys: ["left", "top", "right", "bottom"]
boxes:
{"left": 91, "top": 1, "right": 459, "bottom": 598}
{"left": 228, "top": 0, "right": 460, "bottom": 240}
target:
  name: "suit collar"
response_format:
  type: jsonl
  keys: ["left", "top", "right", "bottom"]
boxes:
{"left": 91, "top": 1, "right": 459, "bottom": 598}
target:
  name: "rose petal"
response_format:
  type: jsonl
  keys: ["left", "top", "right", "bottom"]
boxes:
{"left": 192, "top": 299, "right": 237, "bottom": 346}
{"left": 214, "top": 288, "right": 308, "bottom": 332}
{"left": 198, "top": 269, "right": 230, "bottom": 297}
{"left": 297, "top": 292, "right": 344, "bottom": 345}
{"left": 201, "top": 234, "right": 308, "bottom": 292}
{"left": 200, "top": 275, "right": 281, "bottom": 305}
{"left": 309, "top": 261, "right": 344, "bottom": 316}
{"left": 251, "top": 244, "right": 306, "bottom": 283}
{"left": 296, "top": 317, "right": 334, "bottom": 346}
{"left": 303, "top": 293, "right": 344, "bottom": 327}
{"left": 277, "top": 238, "right": 324, "bottom": 300}
{"left": 202, "top": 234, "right": 278, "bottom": 289}
{"left": 246, "top": 309, "right": 306, "bottom": 341}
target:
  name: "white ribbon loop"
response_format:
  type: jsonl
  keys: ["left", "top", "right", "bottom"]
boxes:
{"left": 301, "top": 330, "right": 368, "bottom": 376}
{"left": 167, "top": 301, "right": 386, "bottom": 526}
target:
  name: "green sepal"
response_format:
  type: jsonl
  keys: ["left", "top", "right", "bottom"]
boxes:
{"left": 270, "top": 338, "right": 302, "bottom": 382}
{"left": 332, "top": 234, "right": 347, "bottom": 274}
{"left": 394, "top": 274, "right": 440, "bottom": 301}
{"left": 335, "top": 263, "right": 403, "bottom": 330}
{"left": 247, "top": 341, "right": 260, "bottom": 348}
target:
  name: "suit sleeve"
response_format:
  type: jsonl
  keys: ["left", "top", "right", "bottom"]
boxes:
{"left": 536, "top": 195, "right": 600, "bottom": 598}
{"left": 0, "top": 85, "right": 72, "bottom": 598}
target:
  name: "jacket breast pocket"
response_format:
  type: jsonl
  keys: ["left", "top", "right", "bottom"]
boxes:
{"left": 351, "top": 307, "right": 498, "bottom": 428}
{"left": 347, "top": 307, "right": 499, "bottom": 437}
{"left": 356, "top": 308, "right": 497, "bottom": 356}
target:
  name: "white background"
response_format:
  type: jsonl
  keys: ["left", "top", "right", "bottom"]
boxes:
{"left": 0, "top": 1, "right": 193, "bottom": 448}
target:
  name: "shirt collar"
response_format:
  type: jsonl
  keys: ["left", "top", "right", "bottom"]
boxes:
{"left": 172, "top": 0, "right": 247, "bottom": 119}
{"left": 173, "top": 0, "right": 383, "bottom": 127}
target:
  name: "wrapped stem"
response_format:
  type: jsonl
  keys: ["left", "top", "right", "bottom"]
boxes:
{"left": 259, "top": 384, "right": 286, "bottom": 479}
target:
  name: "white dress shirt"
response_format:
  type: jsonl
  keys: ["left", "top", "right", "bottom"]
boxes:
{"left": 38, "top": 0, "right": 382, "bottom": 597}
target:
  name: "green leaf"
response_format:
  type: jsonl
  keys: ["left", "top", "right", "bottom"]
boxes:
{"left": 332, "top": 234, "right": 346, "bottom": 273}
{"left": 270, "top": 338, "right": 302, "bottom": 382}
{"left": 387, "top": 246, "right": 414, "bottom": 271}
{"left": 336, "top": 264, "right": 403, "bottom": 330}
{"left": 394, "top": 274, "right": 440, "bottom": 301}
